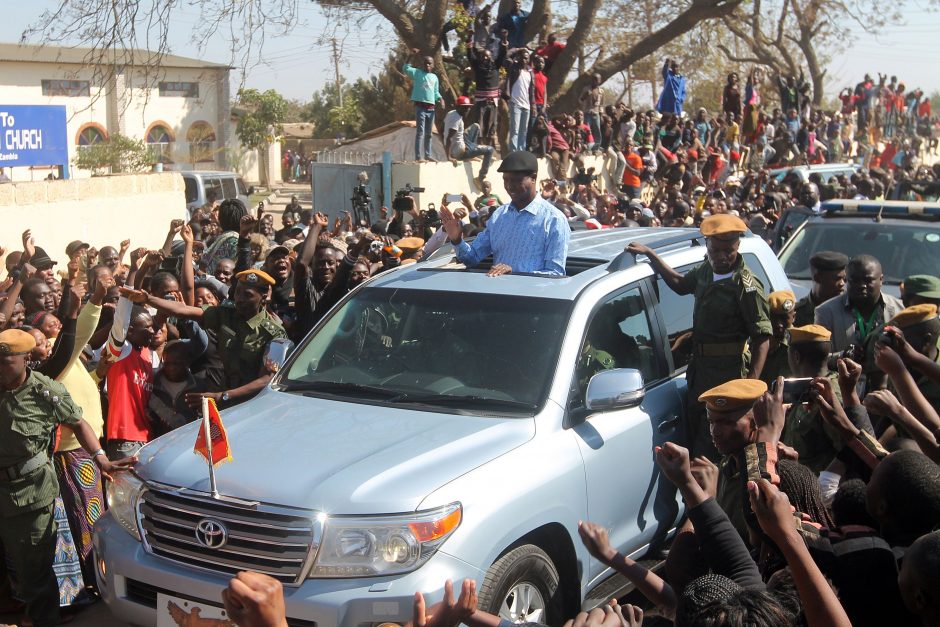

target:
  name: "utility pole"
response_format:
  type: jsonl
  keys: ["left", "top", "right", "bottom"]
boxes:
{"left": 331, "top": 38, "right": 343, "bottom": 107}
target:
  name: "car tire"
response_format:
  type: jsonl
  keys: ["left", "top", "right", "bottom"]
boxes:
{"left": 478, "top": 544, "right": 563, "bottom": 625}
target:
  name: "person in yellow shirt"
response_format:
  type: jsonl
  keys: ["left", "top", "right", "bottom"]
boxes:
{"left": 54, "top": 276, "right": 112, "bottom": 588}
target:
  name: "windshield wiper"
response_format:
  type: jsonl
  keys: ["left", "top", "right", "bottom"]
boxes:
{"left": 280, "top": 380, "right": 400, "bottom": 399}
{"left": 389, "top": 393, "right": 537, "bottom": 412}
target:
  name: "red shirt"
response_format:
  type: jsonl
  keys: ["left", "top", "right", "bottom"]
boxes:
{"left": 535, "top": 41, "right": 566, "bottom": 63}
{"left": 622, "top": 152, "right": 643, "bottom": 188}
{"left": 533, "top": 71, "right": 547, "bottom": 106}
{"left": 106, "top": 346, "right": 154, "bottom": 442}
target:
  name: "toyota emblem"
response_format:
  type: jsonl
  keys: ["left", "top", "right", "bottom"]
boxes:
{"left": 195, "top": 518, "right": 228, "bottom": 549}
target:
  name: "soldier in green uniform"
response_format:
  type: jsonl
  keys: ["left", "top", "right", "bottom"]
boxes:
{"left": 122, "top": 269, "right": 287, "bottom": 406}
{"left": 576, "top": 342, "right": 616, "bottom": 390}
{"left": 780, "top": 324, "right": 844, "bottom": 473}
{"left": 761, "top": 290, "right": 796, "bottom": 385}
{"left": 0, "top": 329, "right": 134, "bottom": 626}
{"left": 627, "top": 214, "right": 772, "bottom": 459}
{"left": 899, "top": 274, "right": 940, "bottom": 308}
{"left": 877, "top": 304, "right": 940, "bottom": 415}
{"left": 699, "top": 378, "right": 773, "bottom": 540}
{"left": 793, "top": 251, "right": 848, "bottom": 327}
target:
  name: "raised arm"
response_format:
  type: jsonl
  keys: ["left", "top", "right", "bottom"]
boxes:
{"left": 180, "top": 224, "right": 196, "bottom": 306}
{"left": 118, "top": 287, "right": 205, "bottom": 320}
{"left": 749, "top": 479, "right": 852, "bottom": 627}
{"left": 299, "top": 212, "right": 329, "bottom": 269}
{"left": 624, "top": 243, "right": 690, "bottom": 294}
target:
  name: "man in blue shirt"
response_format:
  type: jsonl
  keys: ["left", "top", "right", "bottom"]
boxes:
{"left": 497, "top": 0, "right": 530, "bottom": 49}
{"left": 403, "top": 49, "right": 443, "bottom": 162}
{"left": 439, "top": 150, "right": 570, "bottom": 276}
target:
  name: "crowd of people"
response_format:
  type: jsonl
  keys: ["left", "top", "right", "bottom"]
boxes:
{"left": 1, "top": 134, "right": 939, "bottom": 626}
{"left": 406, "top": 0, "right": 939, "bottom": 202}
{"left": 2, "top": 5, "right": 940, "bottom": 623}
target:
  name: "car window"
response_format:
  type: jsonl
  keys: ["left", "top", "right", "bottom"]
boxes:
{"left": 204, "top": 178, "right": 223, "bottom": 204}
{"left": 221, "top": 177, "right": 237, "bottom": 199}
{"left": 779, "top": 221, "right": 940, "bottom": 283}
{"left": 575, "top": 285, "right": 660, "bottom": 400}
{"left": 183, "top": 177, "right": 198, "bottom": 204}
{"left": 656, "top": 263, "right": 697, "bottom": 372}
{"left": 236, "top": 178, "right": 249, "bottom": 196}
{"left": 284, "top": 288, "right": 571, "bottom": 412}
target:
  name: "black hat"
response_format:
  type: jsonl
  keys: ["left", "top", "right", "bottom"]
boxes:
{"left": 809, "top": 251, "right": 849, "bottom": 272}
{"left": 65, "top": 240, "right": 90, "bottom": 258}
{"left": 31, "top": 246, "right": 57, "bottom": 270}
{"left": 496, "top": 150, "right": 538, "bottom": 174}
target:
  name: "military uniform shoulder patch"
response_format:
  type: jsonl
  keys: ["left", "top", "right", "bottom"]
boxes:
{"left": 738, "top": 267, "right": 759, "bottom": 293}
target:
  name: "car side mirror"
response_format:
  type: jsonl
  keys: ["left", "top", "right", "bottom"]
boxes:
{"left": 247, "top": 185, "right": 256, "bottom": 195}
{"left": 585, "top": 368, "right": 645, "bottom": 411}
{"left": 264, "top": 338, "right": 295, "bottom": 373}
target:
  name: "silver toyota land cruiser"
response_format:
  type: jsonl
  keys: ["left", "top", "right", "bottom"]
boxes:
{"left": 95, "top": 228, "right": 789, "bottom": 626}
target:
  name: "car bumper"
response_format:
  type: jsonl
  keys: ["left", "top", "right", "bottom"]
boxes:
{"left": 94, "top": 514, "right": 485, "bottom": 627}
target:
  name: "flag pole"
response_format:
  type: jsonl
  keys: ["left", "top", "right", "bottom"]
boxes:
{"left": 202, "top": 396, "right": 220, "bottom": 499}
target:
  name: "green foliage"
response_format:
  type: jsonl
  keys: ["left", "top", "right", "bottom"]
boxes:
{"left": 301, "top": 48, "right": 414, "bottom": 140}
{"left": 73, "top": 133, "right": 152, "bottom": 174}
{"left": 234, "top": 88, "right": 289, "bottom": 150}
{"left": 931, "top": 91, "right": 940, "bottom": 115}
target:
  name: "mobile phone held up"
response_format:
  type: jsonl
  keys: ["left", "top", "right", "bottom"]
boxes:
{"left": 770, "top": 377, "right": 815, "bottom": 405}
{"left": 445, "top": 193, "right": 462, "bottom": 204}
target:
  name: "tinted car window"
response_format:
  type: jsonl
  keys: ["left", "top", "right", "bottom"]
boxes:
{"left": 183, "top": 177, "right": 198, "bottom": 204}
{"left": 221, "top": 177, "right": 237, "bottom": 199}
{"left": 576, "top": 285, "right": 660, "bottom": 397}
{"left": 284, "top": 288, "right": 571, "bottom": 411}
{"left": 779, "top": 221, "right": 940, "bottom": 284}
{"left": 204, "top": 178, "right": 223, "bottom": 204}
{"left": 236, "top": 178, "right": 249, "bottom": 196}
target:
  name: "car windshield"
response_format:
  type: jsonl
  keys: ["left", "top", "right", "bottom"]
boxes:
{"left": 779, "top": 221, "right": 940, "bottom": 283}
{"left": 280, "top": 287, "right": 571, "bottom": 413}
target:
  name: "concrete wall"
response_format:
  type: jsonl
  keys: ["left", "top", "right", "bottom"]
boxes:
{"left": 0, "top": 173, "right": 187, "bottom": 268}
{"left": 388, "top": 153, "right": 617, "bottom": 211}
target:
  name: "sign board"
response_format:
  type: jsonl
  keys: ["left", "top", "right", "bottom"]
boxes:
{"left": 0, "top": 105, "right": 69, "bottom": 168}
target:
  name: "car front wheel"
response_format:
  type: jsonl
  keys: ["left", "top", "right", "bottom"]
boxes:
{"left": 478, "top": 544, "right": 562, "bottom": 625}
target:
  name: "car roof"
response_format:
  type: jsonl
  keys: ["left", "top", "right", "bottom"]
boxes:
{"left": 770, "top": 163, "right": 859, "bottom": 174}
{"left": 370, "top": 228, "right": 763, "bottom": 301}
{"left": 181, "top": 171, "right": 245, "bottom": 178}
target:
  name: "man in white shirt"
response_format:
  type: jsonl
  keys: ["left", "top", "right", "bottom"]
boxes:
{"left": 505, "top": 48, "right": 533, "bottom": 152}
{"left": 444, "top": 96, "right": 494, "bottom": 190}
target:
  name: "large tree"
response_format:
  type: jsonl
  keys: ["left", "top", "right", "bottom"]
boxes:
{"left": 26, "top": 0, "right": 743, "bottom": 112}
{"left": 716, "top": 0, "right": 901, "bottom": 106}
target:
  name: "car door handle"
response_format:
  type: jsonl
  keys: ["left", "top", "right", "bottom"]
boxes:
{"left": 657, "top": 415, "right": 680, "bottom": 434}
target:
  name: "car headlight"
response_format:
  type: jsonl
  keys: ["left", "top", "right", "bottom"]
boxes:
{"left": 311, "top": 503, "right": 461, "bottom": 578}
{"left": 105, "top": 472, "right": 143, "bottom": 541}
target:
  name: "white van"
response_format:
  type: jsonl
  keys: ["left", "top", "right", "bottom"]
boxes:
{"left": 181, "top": 171, "right": 251, "bottom": 218}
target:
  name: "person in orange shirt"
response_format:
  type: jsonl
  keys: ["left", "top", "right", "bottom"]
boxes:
{"left": 621, "top": 139, "right": 644, "bottom": 199}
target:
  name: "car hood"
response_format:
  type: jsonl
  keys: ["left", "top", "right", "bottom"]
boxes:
{"left": 135, "top": 389, "right": 535, "bottom": 514}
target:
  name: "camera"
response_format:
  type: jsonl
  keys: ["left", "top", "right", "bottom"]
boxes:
{"left": 879, "top": 327, "right": 899, "bottom": 349}
{"left": 350, "top": 172, "right": 373, "bottom": 226}
{"left": 392, "top": 183, "right": 426, "bottom": 213}
{"left": 394, "top": 183, "right": 426, "bottom": 199}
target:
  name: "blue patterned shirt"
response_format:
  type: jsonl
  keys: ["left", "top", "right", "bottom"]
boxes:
{"left": 452, "top": 195, "right": 570, "bottom": 275}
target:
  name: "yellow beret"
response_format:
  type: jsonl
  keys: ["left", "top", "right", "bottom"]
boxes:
{"left": 788, "top": 324, "right": 832, "bottom": 344}
{"left": 699, "top": 378, "right": 767, "bottom": 413}
{"left": 890, "top": 303, "right": 939, "bottom": 329}
{"left": 768, "top": 290, "right": 797, "bottom": 315}
{"left": 0, "top": 329, "right": 37, "bottom": 356}
{"left": 235, "top": 269, "right": 276, "bottom": 288}
{"left": 397, "top": 237, "right": 426, "bottom": 251}
{"left": 700, "top": 214, "right": 747, "bottom": 239}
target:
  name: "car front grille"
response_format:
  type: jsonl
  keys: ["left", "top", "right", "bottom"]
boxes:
{"left": 138, "top": 487, "right": 321, "bottom": 585}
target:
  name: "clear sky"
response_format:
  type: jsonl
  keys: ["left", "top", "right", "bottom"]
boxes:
{"left": 3, "top": 1, "right": 939, "bottom": 103}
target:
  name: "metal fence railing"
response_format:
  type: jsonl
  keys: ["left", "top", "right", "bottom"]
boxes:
{"left": 314, "top": 150, "right": 378, "bottom": 165}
